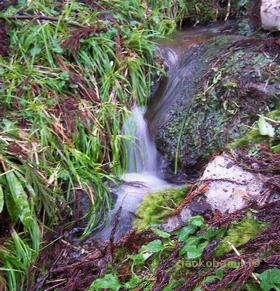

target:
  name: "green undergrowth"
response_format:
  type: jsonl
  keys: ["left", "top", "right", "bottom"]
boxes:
{"left": 215, "top": 216, "right": 267, "bottom": 256}
{"left": 0, "top": 0, "right": 256, "bottom": 289}
{"left": 0, "top": 0, "right": 197, "bottom": 289}
{"left": 90, "top": 214, "right": 270, "bottom": 290}
{"left": 229, "top": 108, "right": 280, "bottom": 152}
{"left": 134, "top": 186, "right": 189, "bottom": 230}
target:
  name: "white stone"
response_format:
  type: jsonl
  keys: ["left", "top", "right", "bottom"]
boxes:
{"left": 202, "top": 153, "right": 265, "bottom": 213}
{"left": 261, "top": 0, "right": 280, "bottom": 31}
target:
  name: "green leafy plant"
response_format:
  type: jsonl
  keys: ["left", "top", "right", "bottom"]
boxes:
{"left": 0, "top": 0, "right": 200, "bottom": 289}
{"left": 179, "top": 216, "right": 223, "bottom": 260}
{"left": 259, "top": 269, "right": 280, "bottom": 291}
{"left": 90, "top": 215, "right": 225, "bottom": 290}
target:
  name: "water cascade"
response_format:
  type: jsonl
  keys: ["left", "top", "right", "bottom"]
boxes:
{"left": 123, "top": 106, "right": 158, "bottom": 173}
{"left": 91, "top": 106, "right": 172, "bottom": 240}
{"left": 89, "top": 23, "right": 237, "bottom": 241}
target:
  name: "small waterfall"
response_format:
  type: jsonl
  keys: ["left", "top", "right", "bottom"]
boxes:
{"left": 89, "top": 106, "right": 173, "bottom": 241}
{"left": 123, "top": 106, "right": 158, "bottom": 173}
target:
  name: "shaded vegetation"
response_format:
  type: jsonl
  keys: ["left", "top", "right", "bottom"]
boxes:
{"left": 0, "top": 0, "right": 275, "bottom": 290}
{"left": 86, "top": 202, "right": 280, "bottom": 291}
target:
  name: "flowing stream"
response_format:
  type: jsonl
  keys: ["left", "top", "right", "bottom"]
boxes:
{"left": 123, "top": 106, "right": 158, "bottom": 173}
{"left": 92, "top": 106, "right": 173, "bottom": 240}
{"left": 91, "top": 22, "right": 237, "bottom": 241}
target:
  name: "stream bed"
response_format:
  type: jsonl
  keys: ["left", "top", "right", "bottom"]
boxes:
{"left": 90, "top": 106, "right": 175, "bottom": 241}
{"left": 90, "top": 22, "right": 238, "bottom": 241}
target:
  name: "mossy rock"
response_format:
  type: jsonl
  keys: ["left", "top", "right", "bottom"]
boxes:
{"left": 215, "top": 216, "right": 267, "bottom": 256}
{"left": 134, "top": 186, "right": 189, "bottom": 230}
{"left": 150, "top": 35, "right": 280, "bottom": 172}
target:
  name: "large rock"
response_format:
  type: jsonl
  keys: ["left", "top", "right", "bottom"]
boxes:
{"left": 161, "top": 152, "right": 268, "bottom": 233}
{"left": 147, "top": 26, "right": 280, "bottom": 175}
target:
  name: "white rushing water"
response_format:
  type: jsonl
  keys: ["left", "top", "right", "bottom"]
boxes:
{"left": 123, "top": 106, "right": 158, "bottom": 173}
{"left": 92, "top": 106, "right": 173, "bottom": 240}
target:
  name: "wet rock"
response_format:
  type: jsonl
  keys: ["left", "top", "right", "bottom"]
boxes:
{"left": 158, "top": 155, "right": 190, "bottom": 184}
{"left": 188, "top": 200, "right": 212, "bottom": 217}
{"left": 147, "top": 26, "right": 280, "bottom": 174}
{"left": 161, "top": 152, "right": 268, "bottom": 233}
{"left": 161, "top": 207, "right": 192, "bottom": 232}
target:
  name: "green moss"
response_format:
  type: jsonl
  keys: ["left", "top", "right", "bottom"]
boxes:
{"left": 157, "top": 39, "right": 280, "bottom": 170}
{"left": 163, "top": 259, "right": 191, "bottom": 290}
{"left": 134, "top": 187, "right": 189, "bottom": 230}
{"left": 215, "top": 217, "right": 267, "bottom": 256}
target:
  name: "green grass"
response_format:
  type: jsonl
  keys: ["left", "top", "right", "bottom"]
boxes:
{"left": 0, "top": 0, "right": 246, "bottom": 289}
{"left": 0, "top": 0, "right": 195, "bottom": 289}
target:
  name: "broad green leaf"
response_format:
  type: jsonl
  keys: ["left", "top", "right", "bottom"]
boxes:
{"left": 260, "top": 269, "right": 280, "bottom": 291}
{"left": 203, "top": 269, "right": 224, "bottom": 284}
{"left": 124, "top": 275, "right": 141, "bottom": 289}
{"left": 203, "top": 275, "right": 220, "bottom": 284}
{"left": 178, "top": 225, "right": 197, "bottom": 241}
{"left": 201, "top": 228, "right": 223, "bottom": 240}
{"left": 30, "top": 46, "right": 42, "bottom": 57}
{"left": 180, "top": 244, "right": 200, "bottom": 259}
{"left": 142, "top": 252, "right": 153, "bottom": 261}
{"left": 258, "top": 116, "right": 275, "bottom": 137}
{"left": 188, "top": 215, "right": 205, "bottom": 227}
{"left": 152, "top": 228, "right": 171, "bottom": 238}
{"left": 145, "top": 240, "right": 164, "bottom": 253}
{"left": 186, "top": 236, "right": 202, "bottom": 246}
{"left": 272, "top": 144, "right": 280, "bottom": 153}
{"left": 4, "top": 187, "right": 19, "bottom": 224}
{"left": 51, "top": 44, "right": 63, "bottom": 54}
{"left": 5, "top": 171, "right": 34, "bottom": 228}
{"left": 0, "top": 185, "right": 3, "bottom": 213}
{"left": 128, "top": 253, "right": 145, "bottom": 265}
{"left": 180, "top": 241, "right": 208, "bottom": 259}
{"left": 2, "top": 119, "right": 19, "bottom": 137}
{"left": 90, "top": 274, "right": 121, "bottom": 290}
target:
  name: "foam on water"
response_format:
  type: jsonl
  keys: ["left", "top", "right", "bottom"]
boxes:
{"left": 92, "top": 106, "right": 173, "bottom": 240}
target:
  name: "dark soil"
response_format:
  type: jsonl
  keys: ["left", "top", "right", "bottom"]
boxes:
{"left": 0, "top": 20, "right": 10, "bottom": 57}
{"left": 0, "top": 0, "right": 18, "bottom": 56}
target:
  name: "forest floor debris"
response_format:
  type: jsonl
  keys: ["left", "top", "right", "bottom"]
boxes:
{"left": 30, "top": 148, "right": 280, "bottom": 290}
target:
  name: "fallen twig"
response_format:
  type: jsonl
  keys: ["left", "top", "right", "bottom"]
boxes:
{"left": 227, "top": 241, "right": 260, "bottom": 285}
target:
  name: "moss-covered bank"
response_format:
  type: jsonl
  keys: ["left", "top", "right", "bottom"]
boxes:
{"left": 152, "top": 35, "right": 280, "bottom": 173}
